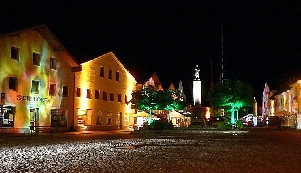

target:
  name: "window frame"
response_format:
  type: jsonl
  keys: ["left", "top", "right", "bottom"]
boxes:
{"left": 9, "top": 77, "right": 18, "bottom": 91}
{"left": 32, "top": 52, "right": 41, "bottom": 66}
{"left": 11, "top": 46, "right": 20, "bottom": 61}
{"left": 31, "top": 80, "right": 40, "bottom": 94}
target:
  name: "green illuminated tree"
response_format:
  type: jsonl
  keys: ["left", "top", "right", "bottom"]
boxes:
{"left": 131, "top": 87, "right": 188, "bottom": 124}
{"left": 207, "top": 80, "right": 254, "bottom": 124}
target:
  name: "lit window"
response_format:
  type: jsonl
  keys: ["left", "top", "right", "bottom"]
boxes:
{"left": 95, "top": 90, "right": 100, "bottom": 99}
{"left": 110, "top": 93, "right": 114, "bottom": 101}
{"left": 31, "top": 80, "right": 40, "bottom": 94}
{"left": 118, "top": 94, "right": 121, "bottom": 102}
{"left": 116, "top": 71, "right": 120, "bottom": 81}
{"left": 33, "top": 52, "right": 41, "bottom": 66}
{"left": 49, "top": 84, "right": 56, "bottom": 96}
{"left": 11, "top": 46, "right": 19, "bottom": 60}
{"left": 109, "top": 69, "right": 112, "bottom": 80}
{"left": 100, "top": 66, "right": 104, "bottom": 77}
{"left": 9, "top": 77, "right": 18, "bottom": 91}
{"left": 76, "top": 87, "right": 81, "bottom": 97}
{"left": 50, "top": 57, "right": 57, "bottom": 70}
{"left": 103, "top": 91, "right": 107, "bottom": 101}
{"left": 62, "top": 86, "right": 68, "bottom": 97}
{"left": 87, "top": 89, "right": 92, "bottom": 99}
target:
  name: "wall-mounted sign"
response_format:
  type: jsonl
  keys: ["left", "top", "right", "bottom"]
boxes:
{"left": 17, "top": 95, "right": 50, "bottom": 103}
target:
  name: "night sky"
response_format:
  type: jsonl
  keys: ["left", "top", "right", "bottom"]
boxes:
{"left": 1, "top": 1, "right": 301, "bottom": 104}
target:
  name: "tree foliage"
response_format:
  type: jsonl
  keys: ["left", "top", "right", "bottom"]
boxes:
{"left": 131, "top": 87, "right": 188, "bottom": 111}
{"left": 207, "top": 80, "right": 254, "bottom": 112}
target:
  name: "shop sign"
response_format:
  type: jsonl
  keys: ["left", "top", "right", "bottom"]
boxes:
{"left": 17, "top": 95, "right": 50, "bottom": 103}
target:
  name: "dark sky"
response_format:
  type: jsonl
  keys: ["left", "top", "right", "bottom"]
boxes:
{"left": 1, "top": 0, "right": 301, "bottom": 103}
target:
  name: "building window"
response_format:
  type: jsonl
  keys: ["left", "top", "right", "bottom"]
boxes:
{"left": 118, "top": 94, "right": 122, "bottom": 102}
{"left": 62, "top": 86, "right": 68, "bottom": 97}
{"left": 96, "top": 111, "right": 102, "bottom": 125}
{"left": 76, "top": 87, "right": 81, "bottom": 97}
{"left": 11, "top": 46, "right": 19, "bottom": 60}
{"left": 50, "top": 57, "right": 57, "bottom": 70}
{"left": 9, "top": 77, "right": 18, "bottom": 91}
{"left": 49, "top": 84, "right": 56, "bottom": 96}
{"left": 125, "top": 95, "right": 127, "bottom": 103}
{"left": 33, "top": 52, "right": 41, "bottom": 66}
{"left": 95, "top": 90, "right": 100, "bottom": 99}
{"left": 100, "top": 66, "right": 104, "bottom": 77}
{"left": 31, "top": 80, "right": 40, "bottom": 94}
{"left": 109, "top": 69, "right": 112, "bottom": 80}
{"left": 87, "top": 89, "right": 92, "bottom": 99}
{"left": 107, "top": 117, "right": 112, "bottom": 125}
{"left": 103, "top": 91, "right": 107, "bottom": 101}
{"left": 110, "top": 93, "right": 114, "bottom": 101}
{"left": 116, "top": 71, "right": 120, "bottom": 82}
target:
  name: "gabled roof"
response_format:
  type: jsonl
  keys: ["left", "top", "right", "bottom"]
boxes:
{"left": 0, "top": 24, "right": 79, "bottom": 67}
{"left": 82, "top": 51, "right": 136, "bottom": 82}
{"left": 143, "top": 72, "right": 163, "bottom": 90}
{"left": 168, "top": 83, "right": 175, "bottom": 90}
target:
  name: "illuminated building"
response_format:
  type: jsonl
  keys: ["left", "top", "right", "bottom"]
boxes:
{"left": 74, "top": 52, "right": 136, "bottom": 130}
{"left": 193, "top": 65, "right": 201, "bottom": 105}
{"left": 0, "top": 25, "right": 78, "bottom": 133}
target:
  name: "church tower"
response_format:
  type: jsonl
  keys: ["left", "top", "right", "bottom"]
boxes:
{"left": 193, "top": 65, "right": 202, "bottom": 105}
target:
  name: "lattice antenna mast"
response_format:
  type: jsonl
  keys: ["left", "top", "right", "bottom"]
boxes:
{"left": 220, "top": 23, "right": 224, "bottom": 84}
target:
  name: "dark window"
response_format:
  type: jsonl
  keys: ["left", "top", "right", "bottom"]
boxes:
{"left": 125, "top": 95, "right": 127, "bottom": 103}
{"left": 31, "top": 80, "right": 40, "bottom": 94}
{"left": 33, "top": 52, "right": 41, "bottom": 66}
{"left": 100, "top": 66, "right": 104, "bottom": 77}
{"left": 9, "top": 77, "right": 18, "bottom": 91}
{"left": 107, "top": 117, "right": 112, "bottom": 125}
{"left": 11, "top": 46, "right": 19, "bottom": 60}
{"left": 116, "top": 71, "right": 120, "bottom": 81}
{"left": 76, "top": 88, "right": 81, "bottom": 97}
{"left": 110, "top": 93, "right": 114, "bottom": 101}
{"left": 103, "top": 91, "right": 107, "bottom": 101}
{"left": 62, "top": 86, "right": 68, "bottom": 97}
{"left": 50, "top": 57, "right": 57, "bottom": 70}
{"left": 109, "top": 69, "right": 112, "bottom": 80}
{"left": 87, "top": 89, "right": 92, "bottom": 99}
{"left": 49, "top": 84, "right": 56, "bottom": 96}
{"left": 95, "top": 90, "right": 100, "bottom": 99}
{"left": 118, "top": 94, "right": 121, "bottom": 102}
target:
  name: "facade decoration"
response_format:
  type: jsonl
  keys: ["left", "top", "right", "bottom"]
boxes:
{"left": 0, "top": 25, "right": 78, "bottom": 133}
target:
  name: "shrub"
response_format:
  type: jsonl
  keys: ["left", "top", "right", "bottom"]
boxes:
{"left": 218, "top": 118, "right": 232, "bottom": 131}
{"left": 235, "top": 120, "right": 247, "bottom": 130}
{"left": 147, "top": 120, "right": 174, "bottom": 130}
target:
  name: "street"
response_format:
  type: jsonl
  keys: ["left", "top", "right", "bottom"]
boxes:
{"left": 0, "top": 129, "right": 301, "bottom": 172}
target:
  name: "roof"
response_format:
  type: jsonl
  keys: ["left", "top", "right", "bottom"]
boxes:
{"left": 82, "top": 51, "right": 136, "bottom": 82}
{"left": 0, "top": 24, "right": 79, "bottom": 67}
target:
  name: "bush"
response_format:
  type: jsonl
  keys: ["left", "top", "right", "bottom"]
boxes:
{"left": 147, "top": 120, "right": 174, "bottom": 130}
{"left": 235, "top": 120, "right": 247, "bottom": 130}
{"left": 218, "top": 118, "right": 232, "bottom": 131}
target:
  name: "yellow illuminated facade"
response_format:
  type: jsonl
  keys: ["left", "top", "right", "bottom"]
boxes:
{"left": 0, "top": 25, "right": 78, "bottom": 133}
{"left": 74, "top": 52, "right": 136, "bottom": 130}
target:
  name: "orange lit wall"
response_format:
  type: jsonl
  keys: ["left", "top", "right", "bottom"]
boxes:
{"left": 74, "top": 52, "right": 136, "bottom": 130}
